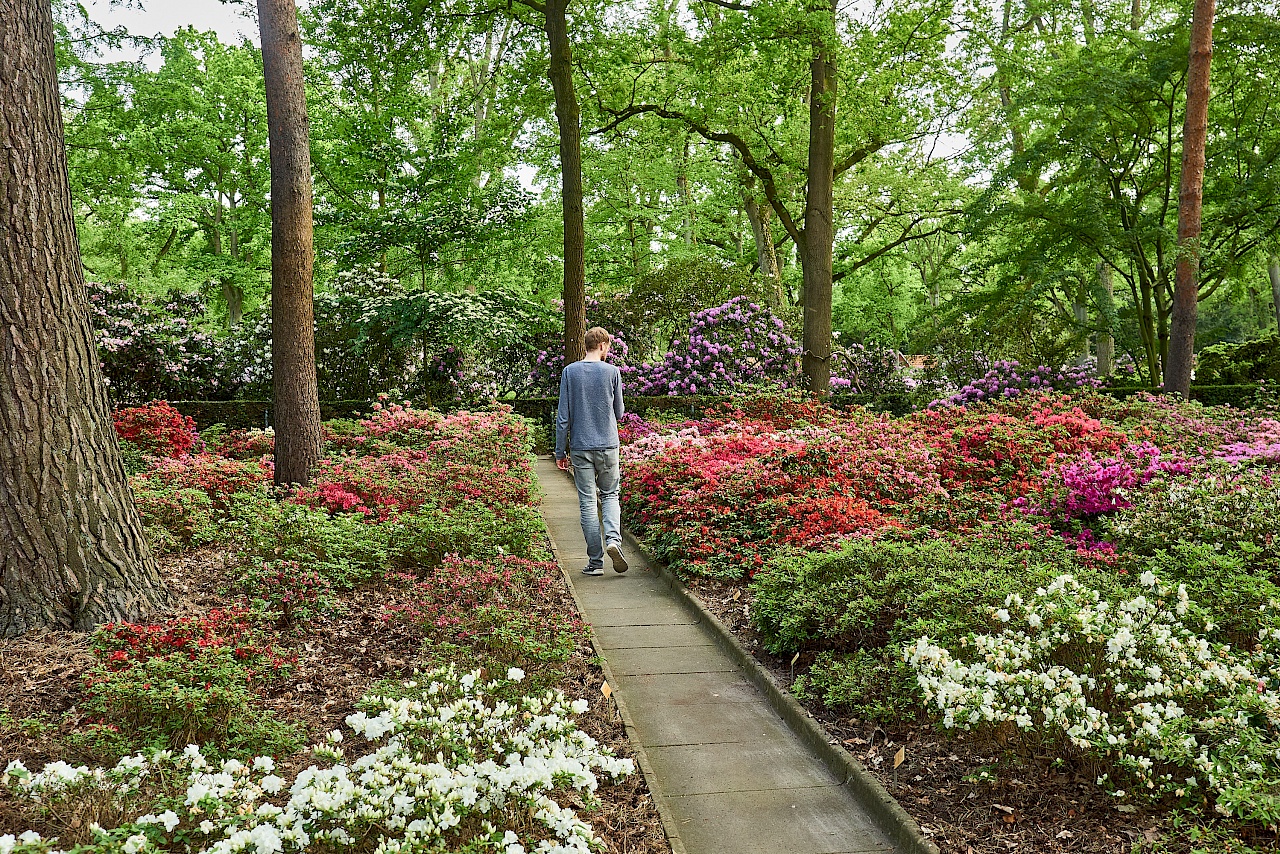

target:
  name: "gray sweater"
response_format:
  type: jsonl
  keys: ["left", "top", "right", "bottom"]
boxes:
{"left": 555, "top": 360, "right": 625, "bottom": 459}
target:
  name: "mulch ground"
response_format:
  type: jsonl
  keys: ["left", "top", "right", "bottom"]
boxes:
{"left": 0, "top": 549, "right": 670, "bottom": 854}
{"left": 683, "top": 577, "right": 1275, "bottom": 854}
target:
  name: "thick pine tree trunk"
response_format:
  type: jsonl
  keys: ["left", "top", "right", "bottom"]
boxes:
{"left": 546, "top": 0, "right": 587, "bottom": 365}
{"left": 801, "top": 11, "right": 838, "bottom": 396}
{"left": 0, "top": 0, "right": 168, "bottom": 637}
{"left": 1164, "top": 0, "right": 1215, "bottom": 397}
{"left": 258, "top": 0, "right": 323, "bottom": 487}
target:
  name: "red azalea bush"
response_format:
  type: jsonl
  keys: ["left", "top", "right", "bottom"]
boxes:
{"left": 137, "top": 453, "right": 271, "bottom": 512}
{"left": 622, "top": 414, "right": 942, "bottom": 578}
{"left": 112, "top": 400, "right": 201, "bottom": 457}
{"left": 620, "top": 392, "right": 1191, "bottom": 580}
{"left": 386, "top": 555, "right": 590, "bottom": 678}
{"left": 296, "top": 408, "right": 534, "bottom": 520}
{"left": 92, "top": 608, "right": 295, "bottom": 675}
{"left": 211, "top": 427, "right": 276, "bottom": 459}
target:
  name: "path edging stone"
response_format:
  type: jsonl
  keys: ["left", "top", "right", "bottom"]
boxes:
{"left": 618, "top": 524, "right": 941, "bottom": 854}
{"left": 536, "top": 469, "right": 689, "bottom": 854}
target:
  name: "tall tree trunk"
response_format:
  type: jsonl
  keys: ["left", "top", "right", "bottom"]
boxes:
{"left": 1096, "top": 260, "right": 1115, "bottom": 376}
{"left": 259, "top": 0, "right": 323, "bottom": 487}
{"left": 801, "top": 10, "right": 837, "bottom": 396}
{"left": 545, "top": 0, "right": 586, "bottom": 365}
{"left": 1, "top": 0, "right": 168, "bottom": 637}
{"left": 1072, "top": 277, "right": 1090, "bottom": 364}
{"left": 742, "top": 187, "right": 782, "bottom": 305}
{"left": 223, "top": 280, "right": 245, "bottom": 327}
{"left": 1164, "top": 0, "right": 1215, "bottom": 398}
{"left": 1137, "top": 267, "right": 1159, "bottom": 385}
{"left": 676, "top": 131, "right": 695, "bottom": 245}
{"left": 1268, "top": 254, "right": 1280, "bottom": 332}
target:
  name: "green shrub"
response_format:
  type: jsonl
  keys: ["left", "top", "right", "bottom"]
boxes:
{"left": 750, "top": 524, "right": 1106, "bottom": 719}
{"left": 1114, "top": 545, "right": 1280, "bottom": 647}
{"left": 226, "top": 497, "right": 390, "bottom": 588}
{"left": 235, "top": 559, "right": 337, "bottom": 628}
{"left": 1195, "top": 334, "right": 1280, "bottom": 384}
{"left": 751, "top": 523, "right": 1102, "bottom": 656}
{"left": 81, "top": 648, "right": 304, "bottom": 757}
{"left": 791, "top": 649, "right": 919, "bottom": 720}
{"left": 132, "top": 483, "right": 219, "bottom": 554}
{"left": 82, "top": 617, "right": 303, "bottom": 758}
{"left": 117, "top": 438, "right": 149, "bottom": 476}
{"left": 388, "top": 504, "right": 547, "bottom": 569}
{"left": 1105, "top": 468, "right": 1280, "bottom": 574}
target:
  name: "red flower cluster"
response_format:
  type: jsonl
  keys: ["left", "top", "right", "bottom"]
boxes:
{"left": 296, "top": 408, "right": 534, "bottom": 520}
{"left": 113, "top": 401, "right": 201, "bottom": 457}
{"left": 621, "top": 394, "right": 1147, "bottom": 580}
{"left": 141, "top": 453, "right": 271, "bottom": 511}
{"left": 92, "top": 609, "right": 295, "bottom": 673}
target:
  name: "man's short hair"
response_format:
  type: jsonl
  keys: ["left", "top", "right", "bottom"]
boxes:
{"left": 584, "top": 326, "right": 613, "bottom": 351}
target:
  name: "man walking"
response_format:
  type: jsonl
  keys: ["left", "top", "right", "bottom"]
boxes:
{"left": 556, "top": 327, "right": 629, "bottom": 576}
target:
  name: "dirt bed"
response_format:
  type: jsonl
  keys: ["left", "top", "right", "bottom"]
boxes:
{"left": 0, "top": 549, "right": 671, "bottom": 854}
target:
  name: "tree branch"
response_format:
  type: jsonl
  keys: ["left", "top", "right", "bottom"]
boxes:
{"left": 833, "top": 137, "right": 885, "bottom": 178}
{"left": 593, "top": 103, "right": 804, "bottom": 246}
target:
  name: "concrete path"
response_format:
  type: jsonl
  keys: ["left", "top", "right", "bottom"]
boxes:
{"left": 536, "top": 458, "right": 896, "bottom": 854}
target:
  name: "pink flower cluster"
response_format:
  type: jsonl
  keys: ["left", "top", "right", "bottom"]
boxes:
{"left": 1022, "top": 443, "right": 1192, "bottom": 520}
{"left": 1215, "top": 419, "right": 1280, "bottom": 464}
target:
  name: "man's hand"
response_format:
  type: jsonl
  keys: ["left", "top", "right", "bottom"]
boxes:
{"left": 556, "top": 457, "right": 570, "bottom": 471}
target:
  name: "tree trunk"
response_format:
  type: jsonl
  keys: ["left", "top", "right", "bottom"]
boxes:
{"left": 676, "top": 131, "right": 695, "bottom": 245}
{"left": 1, "top": 0, "right": 168, "bottom": 637}
{"left": 1164, "top": 0, "right": 1215, "bottom": 398}
{"left": 223, "top": 280, "right": 245, "bottom": 327}
{"left": 546, "top": 0, "right": 586, "bottom": 365}
{"left": 801, "top": 11, "right": 837, "bottom": 396}
{"left": 1268, "top": 255, "right": 1280, "bottom": 332}
{"left": 1072, "top": 277, "right": 1090, "bottom": 364}
{"left": 1096, "top": 260, "right": 1115, "bottom": 376}
{"left": 259, "top": 0, "right": 323, "bottom": 487}
{"left": 743, "top": 190, "right": 782, "bottom": 304}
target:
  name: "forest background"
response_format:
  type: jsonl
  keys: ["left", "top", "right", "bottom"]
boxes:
{"left": 58, "top": 0, "right": 1280, "bottom": 404}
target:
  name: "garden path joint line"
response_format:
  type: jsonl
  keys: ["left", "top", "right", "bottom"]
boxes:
{"left": 536, "top": 457, "right": 898, "bottom": 854}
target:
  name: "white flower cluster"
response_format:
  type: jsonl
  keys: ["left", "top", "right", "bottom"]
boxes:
{"left": 2, "top": 667, "right": 632, "bottom": 854}
{"left": 904, "top": 573, "right": 1280, "bottom": 815}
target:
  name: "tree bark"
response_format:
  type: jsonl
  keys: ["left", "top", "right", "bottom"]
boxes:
{"left": 1268, "top": 254, "right": 1280, "bottom": 333}
{"left": 1, "top": 0, "right": 169, "bottom": 637}
{"left": 1072, "top": 277, "right": 1090, "bottom": 364}
{"left": 801, "top": 8, "right": 838, "bottom": 396}
{"left": 1164, "top": 0, "right": 1215, "bottom": 397}
{"left": 222, "top": 280, "right": 245, "bottom": 327}
{"left": 259, "top": 0, "right": 323, "bottom": 487}
{"left": 546, "top": 0, "right": 586, "bottom": 365}
{"left": 742, "top": 186, "right": 782, "bottom": 305}
{"left": 1096, "top": 260, "right": 1115, "bottom": 376}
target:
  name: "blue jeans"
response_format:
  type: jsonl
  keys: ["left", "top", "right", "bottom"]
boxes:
{"left": 570, "top": 448, "right": 622, "bottom": 569}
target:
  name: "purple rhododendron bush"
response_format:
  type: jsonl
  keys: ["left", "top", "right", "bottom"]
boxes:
{"left": 620, "top": 390, "right": 1280, "bottom": 848}
{"left": 0, "top": 404, "right": 666, "bottom": 854}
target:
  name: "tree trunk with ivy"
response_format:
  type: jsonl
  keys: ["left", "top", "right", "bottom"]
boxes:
{"left": 259, "top": 0, "right": 324, "bottom": 487}
{"left": 1268, "top": 255, "right": 1280, "bottom": 333}
{"left": 0, "top": 0, "right": 169, "bottom": 637}
{"left": 800, "top": 6, "right": 838, "bottom": 396}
